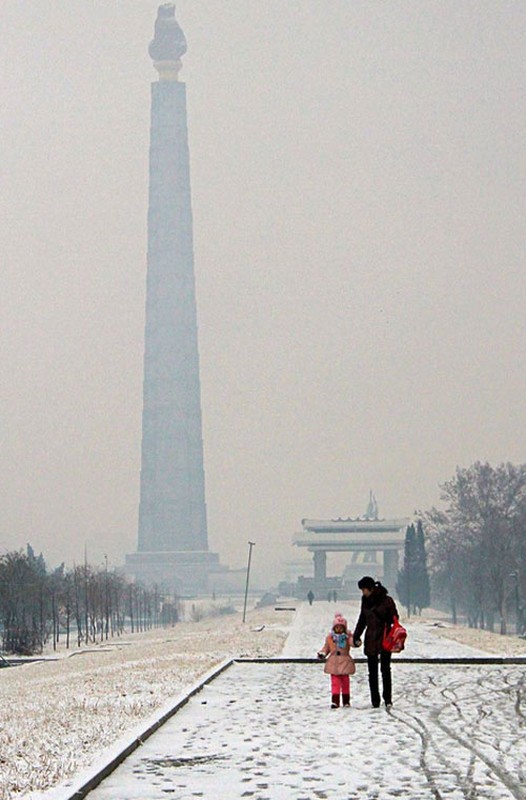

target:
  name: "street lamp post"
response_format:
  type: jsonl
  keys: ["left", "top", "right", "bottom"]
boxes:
{"left": 242, "top": 541, "right": 256, "bottom": 623}
{"left": 510, "top": 571, "right": 521, "bottom": 635}
{"left": 104, "top": 554, "right": 109, "bottom": 641}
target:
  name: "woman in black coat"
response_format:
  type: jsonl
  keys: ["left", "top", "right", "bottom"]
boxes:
{"left": 353, "top": 576, "right": 398, "bottom": 708}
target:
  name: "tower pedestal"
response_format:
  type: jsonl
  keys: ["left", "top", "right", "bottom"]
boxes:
{"left": 125, "top": 551, "right": 221, "bottom": 595}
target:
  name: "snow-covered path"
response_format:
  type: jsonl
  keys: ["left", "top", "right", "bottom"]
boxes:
{"left": 282, "top": 599, "right": 490, "bottom": 658}
{"left": 84, "top": 603, "right": 526, "bottom": 800}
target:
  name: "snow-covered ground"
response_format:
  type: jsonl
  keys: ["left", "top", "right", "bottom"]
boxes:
{"left": 84, "top": 660, "right": 526, "bottom": 800}
{"left": 282, "top": 599, "right": 494, "bottom": 658}
{"left": 80, "top": 603, "right": 526, "bottom": 800}
{"left": 0, "top": 604, "right": 292, "bottom": 800}
{"left": 3, "top": 600, "right": 526, "bottom": 800}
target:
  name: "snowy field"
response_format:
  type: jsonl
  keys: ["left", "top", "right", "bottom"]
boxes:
{"left": 2, "top": 600, "right": 526, "bottom": 800}
{"left": 0, "top": 603, "right": 292, "bottom": 800}
{"left": 82, "top": 603, "right": 526, "bottom": 800}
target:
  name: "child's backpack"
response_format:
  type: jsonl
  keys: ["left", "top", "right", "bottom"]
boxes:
{"left": 382, "top": 616, "right": 407, "bottom": 653}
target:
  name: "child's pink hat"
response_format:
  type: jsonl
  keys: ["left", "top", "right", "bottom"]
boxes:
{"left": 332, "top": 613, "right": 347, "bottom": 630}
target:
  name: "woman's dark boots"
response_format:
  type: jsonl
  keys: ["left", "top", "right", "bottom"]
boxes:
{"left": 342, "top": 694, "right": 350, "bottom": 707}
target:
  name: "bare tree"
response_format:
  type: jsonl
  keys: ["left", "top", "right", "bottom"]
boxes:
{"left": 422, "top": 462, "right": 526, "bottom": 632}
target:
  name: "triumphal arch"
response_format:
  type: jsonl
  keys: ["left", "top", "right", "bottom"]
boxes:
{"left": 293, "top": 496, "right": 408, "bottom": 596}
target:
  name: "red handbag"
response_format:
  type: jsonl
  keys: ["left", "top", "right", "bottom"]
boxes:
{"left": 382, "top": 616, "right": 407, "bottom": 653}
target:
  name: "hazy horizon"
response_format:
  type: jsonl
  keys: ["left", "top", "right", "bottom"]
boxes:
{"left": 2, "top": 1, "right": 525, "bottom": 583}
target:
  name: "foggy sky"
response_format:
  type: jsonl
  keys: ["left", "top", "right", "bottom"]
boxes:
{"left": 1, "top": 1, "right": 525, "bottom": 583}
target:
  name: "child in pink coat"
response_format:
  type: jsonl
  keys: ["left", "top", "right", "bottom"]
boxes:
{"left": 317, "top": 612, "right": 356, "bottom": 708}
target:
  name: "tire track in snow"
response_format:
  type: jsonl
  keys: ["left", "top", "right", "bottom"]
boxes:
{"left": 387, "top": 709, "right": 445, "bottom": 800}
{"left": 395, "top": 668, "right": 525, "bottom": 800}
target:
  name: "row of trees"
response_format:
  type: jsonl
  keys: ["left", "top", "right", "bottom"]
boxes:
{"left": 421, "top": 461, "right": 526, "bottom": 634}
{"left": 0, "top": 546, "right": 180, "bottom": 655}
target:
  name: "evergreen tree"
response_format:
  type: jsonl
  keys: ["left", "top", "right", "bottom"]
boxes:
{"left": 396, "top": 524, "right": 417, "bottom": 616}
{"left": 413, "top": 520, "right": 431, "bottom": 613}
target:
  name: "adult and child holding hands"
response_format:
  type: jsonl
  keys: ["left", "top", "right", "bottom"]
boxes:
{"left": 317, "top": 575, "right": 405, "bottom": 709}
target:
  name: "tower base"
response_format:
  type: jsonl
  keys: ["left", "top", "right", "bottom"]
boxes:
{"left": 125, "top": 550, "right": 222, "bottom": 595}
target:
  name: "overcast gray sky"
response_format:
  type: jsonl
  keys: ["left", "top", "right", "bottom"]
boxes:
{"left": 1, "top": 1, "right": 525, "bottom": 583}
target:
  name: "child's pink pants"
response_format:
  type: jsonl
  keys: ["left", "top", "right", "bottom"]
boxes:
{"left": 330, "top": 674, "right": 350, "bottom": 694}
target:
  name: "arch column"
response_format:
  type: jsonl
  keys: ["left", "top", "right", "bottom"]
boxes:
{"left": 313, "top": 550, "right": 327, "bottom": 589}
{"left": 383, "top": 549, "right": 399, "bottom": 590}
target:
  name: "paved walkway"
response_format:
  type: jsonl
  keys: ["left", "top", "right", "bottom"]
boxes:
{"left": 282, "top": 599, "right": 489, "bottom": 658}
{"left": 87, "top": 659, "right": 525, "bottom": 800}
{"left": 87, "top": 604, "right": 525, "bottom": 800}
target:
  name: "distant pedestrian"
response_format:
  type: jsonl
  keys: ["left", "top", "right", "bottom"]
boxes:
{"left": 353, "top": 576, "right": 398, "bottom": 709}
{"left": 333, "top": 590, "right": 338, "bottom": 602}
{"left": 317, "top": 612, "right": 356, "bottom": 708}
{"left": 307, "top": 590, "right": 314, "bottom": 606}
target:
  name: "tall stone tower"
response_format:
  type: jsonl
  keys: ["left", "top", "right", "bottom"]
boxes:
{"left": 126, "top": 4, "right": 220, "bottom": 593}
